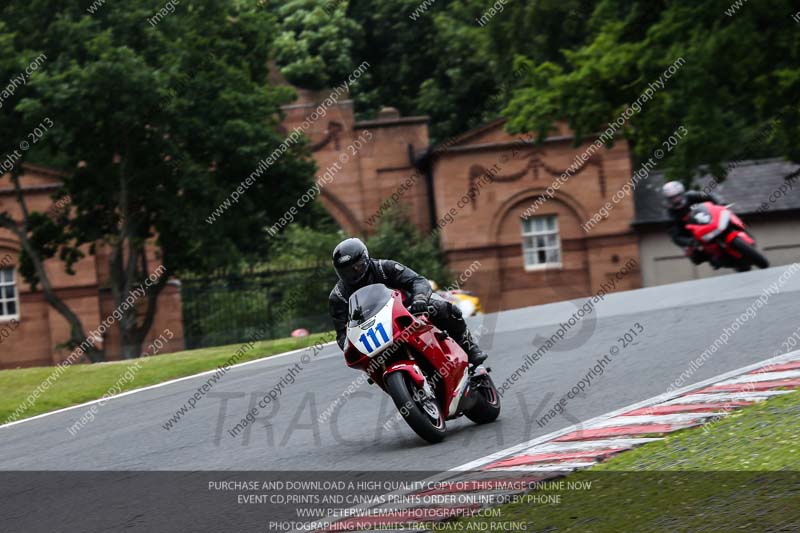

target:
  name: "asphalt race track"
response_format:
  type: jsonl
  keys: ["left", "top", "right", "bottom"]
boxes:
{"left": 1, "top": 266, "right": 799, "bottom": 473}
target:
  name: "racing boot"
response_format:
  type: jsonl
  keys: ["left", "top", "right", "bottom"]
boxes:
{"left": 460, "top": 330, "right": 488, "bottom": 367}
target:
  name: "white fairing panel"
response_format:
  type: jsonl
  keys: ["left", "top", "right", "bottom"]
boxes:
{"left": 448, "top": 368, "right": 470, "bottom": 417}
{"left": 346, "top": 299, "right": 394, "bottom": 357}
{"left": 701, "top": 210, "right": 731, "bottom": 242}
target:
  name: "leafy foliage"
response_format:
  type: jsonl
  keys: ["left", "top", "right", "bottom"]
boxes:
{"left": 0, "top": 0, "right": 318, "bottom": 357}
{"left": 5, "top": 0, "right": 317, "bottom": 273}
{"left": 503, "top": 0, "right": 800, "bottom": 181}
{"left": 346, "top": 0, "right": 596, "bottom": 142}
{"left": 366, "top": 206, "right": 450, "bottom": 286}
{"left": 271, "top": 0, "right": 360, "bottom": 89}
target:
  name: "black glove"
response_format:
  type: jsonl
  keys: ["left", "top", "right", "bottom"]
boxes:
{"left": 409, "top": 295, "right": 429, "bottom": 315}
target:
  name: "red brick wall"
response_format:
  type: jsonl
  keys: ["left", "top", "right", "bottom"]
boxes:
{"left": 430, "top": 122, "right": 641, "bottom": 312}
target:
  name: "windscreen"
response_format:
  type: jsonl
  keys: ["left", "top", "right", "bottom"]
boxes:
{"left": 688, "top": 203, "right": 712, "bottom": 224}
{"left": 348, "top": 284, "right": 392, "bottom": 326}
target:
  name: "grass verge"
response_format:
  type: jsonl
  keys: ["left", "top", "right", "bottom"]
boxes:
{"left": 0, "top": 332, "right": 333, "bottom": 424}
{"left": 456, "top": 390, "right": 800, "bottom": 532}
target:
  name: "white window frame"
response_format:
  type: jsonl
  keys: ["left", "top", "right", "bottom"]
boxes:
{"left": 521, "top": 215, "right": 562, "bottom": 271}
{"left": 0, "top": 267, "right": 19, "bottom": 321}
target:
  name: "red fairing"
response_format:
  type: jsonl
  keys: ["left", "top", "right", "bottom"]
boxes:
{"left": 384, "top": 361, "right": 426, "bottom": 388}
{"left": 346, "top": 290, "right": 470, "bottom": 418}
{"left": 684, "top": 202, "right": 753, "bottom": 260}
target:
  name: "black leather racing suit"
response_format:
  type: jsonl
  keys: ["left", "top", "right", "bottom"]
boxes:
{"left": 328, "top": 258, "right": 472, "bottom": 353}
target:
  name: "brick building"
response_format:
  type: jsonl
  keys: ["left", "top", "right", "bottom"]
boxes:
{"left": 280, "top": 88, "right": 433, "bottom": 235}
{"left": 0, "top": 165, "right": 184, "bottom": 368}
{"left": 290, "top": 89, "right": 642, "bottom": 312}
{"left": 424, "top": 120, "right": 641, "bottom": 311}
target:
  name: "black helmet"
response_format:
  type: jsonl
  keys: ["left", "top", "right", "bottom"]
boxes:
{"left": 332, "top": 238, "right": 370, "bottom": 286}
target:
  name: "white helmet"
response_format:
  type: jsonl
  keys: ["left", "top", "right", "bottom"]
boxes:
{"left": 662, "top": 181, "right": 687, "bottom": 209}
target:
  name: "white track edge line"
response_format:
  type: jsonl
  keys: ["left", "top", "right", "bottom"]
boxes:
{"left": 0, "top": 341, "right": 337, "bottom": 430}
{"left": 451, "top": 348, "right": 800, "bottom": 471}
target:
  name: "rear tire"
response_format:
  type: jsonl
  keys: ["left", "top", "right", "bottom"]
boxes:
{"left": 386, "top": 372, "right": 446, "bottom": 444}
{"left": 465, "top": 375, "right": 501, "bottom": 424}
{"left": 730, "top": 236, "right": 770, "bottom": 269}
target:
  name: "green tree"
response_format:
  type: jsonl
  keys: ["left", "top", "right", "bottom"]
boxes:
{"left": 268, "top": 223, "right": 341, "bottom": 332}
{"left": 271, "top": 0, "right": 360, "bottom": 89}
{"left": 366, "top": 206, "right": 450, "bottom": 285}
{"left": 503, "top": 0, "right": 800, "bottom": 181}
{"left": 0, "top": 0, "right": 317, "bottom": 359}
{"left": 346, "top": 0, "right": 446, "bottom": 126}
{"left": 0, "top": 20, "right": 106, "bottom": 361}
{"left": 347, "top": 0, "right": 596, "bottom": 142}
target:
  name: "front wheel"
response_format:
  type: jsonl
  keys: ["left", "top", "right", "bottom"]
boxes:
{"left": 465, "top": 374, "right": 501, "bottom": 424}
{"left": 385, "top": 372, "right": 446, "bottom": 444}
{"left": 730, "top": 236, "right": 770, "bottom": 269}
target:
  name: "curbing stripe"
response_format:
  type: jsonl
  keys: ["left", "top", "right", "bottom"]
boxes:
{"left": 696, "top": 379, "right": 800, "bottom": 393}
{"left": 452, "top": 350, "right": 800, "bottom": 472}
{"left": 553, "top": 423, "right": 688, "bottom": 442}
{"left": 486, "top": 463, "right": 596, "bottom": 472}
{"left": 586, "top": 413, "right": 723, "bottom": 428}
{"left": 622, "top": 402, "right": 752, "bottom": 416}
{"left": 482, "top": 449, "right": 625, "bottom": 470}
{"left": 720, "top": 369, "right": 800, "bottom": 384}
{"left": 662, "top": 391, "right": 791, "bottom": 404}
{"left": 517, "top": 438, "right": 665, "bottom": 455}
{"left": 748, "top": 361, "right": 800, "bottom": 374}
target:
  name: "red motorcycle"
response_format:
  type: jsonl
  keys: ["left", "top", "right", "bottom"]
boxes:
{"left": 684, "top": 202, "right": 769, "bottom": 271}
{"left": 344, "top": 284, "right": 500, "bottom": 443}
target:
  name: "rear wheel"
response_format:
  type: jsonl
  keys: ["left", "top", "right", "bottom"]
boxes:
{"left": 730, "top": 236, "right": 770, "bottom": 269}
{"left": 465, "top": 374, "right": 501, "bottom": 424}
{"left": 386, "top": 372, "right": 446, "bottom": 443}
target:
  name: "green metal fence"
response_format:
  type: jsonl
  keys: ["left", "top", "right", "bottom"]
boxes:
{"left": 180, "top": 265, "right": 337, "bottom": 349}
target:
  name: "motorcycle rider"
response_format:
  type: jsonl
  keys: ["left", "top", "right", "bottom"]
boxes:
{"left": 662, "top": 181, "right": 726, "bottom": 267}
{"left": 329, "top": 238, "right": 488, "bottom": 366}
